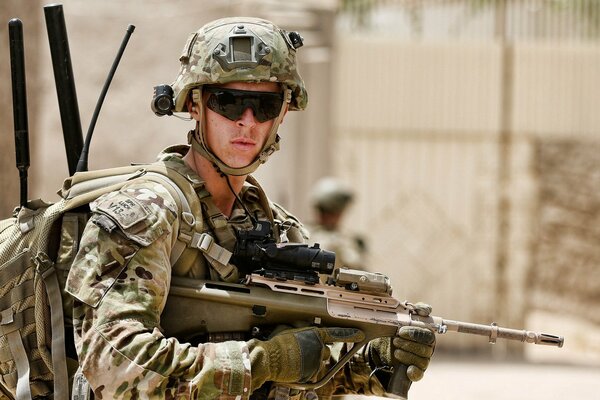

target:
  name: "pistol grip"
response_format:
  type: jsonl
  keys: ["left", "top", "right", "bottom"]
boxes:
{"left": 386, "top": 364, "right": 411, "bottom": 400}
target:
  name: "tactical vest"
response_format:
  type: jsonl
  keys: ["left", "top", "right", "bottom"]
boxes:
{"left": 171, "top": 173, "right": 307, "bottom": 283}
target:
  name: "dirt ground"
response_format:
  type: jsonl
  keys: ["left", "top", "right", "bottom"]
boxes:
{"left": 405, "top": 312, "right": 600, "bottom": 400}
{"left": 409, "top": 357, "right": 600, "bottom": 400}
{"left": 337, "top": 356, "right": 600, "bottom": 400}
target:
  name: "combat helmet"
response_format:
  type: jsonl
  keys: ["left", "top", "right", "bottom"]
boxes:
{"left": 166, "top": 17, "right": 307, "bottom": 176}
{"left": 311, "top": 177, "right": 354, "bottom": 214}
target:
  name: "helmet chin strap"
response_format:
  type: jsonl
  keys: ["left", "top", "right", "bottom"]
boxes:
{"left": 188, "top": 88, "right": 290, "bottom": 177}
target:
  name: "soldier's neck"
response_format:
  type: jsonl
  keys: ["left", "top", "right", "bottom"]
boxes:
{"left": 183, "top": 150, "right": 246, "bottom": 218}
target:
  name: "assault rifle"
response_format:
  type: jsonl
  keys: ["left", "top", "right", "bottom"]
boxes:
{"left": 161, "top": 222, "right": 564, "bottom": 399}
{"left": 163, "top": 269, "right": 563, "bottom": 398}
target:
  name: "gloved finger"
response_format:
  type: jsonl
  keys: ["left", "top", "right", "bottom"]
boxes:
{"left": 317, "top": 327, "right": 365, "bottom": 344}
{"left": 290, "top": 329, "right": 328, "bottom": 382}
{"left": 412, "top": 302, "right": 432, "bottom": 317}
{"left": 396, "top": 326, "right": 436, "bottom": 346}
{"left": 393, "top": 337, "right": 435, "bottom": 359}
{"left": 406, "top": 365, "right": 425, "bottom": 382}
{"left": 393, "top": 348, "right": 431, "bottom": 371}
{"left": 268, "top": 324, "right": 295, "bottom": 338}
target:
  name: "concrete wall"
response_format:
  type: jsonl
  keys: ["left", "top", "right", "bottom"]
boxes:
{"left": 526, "top": 138, "right": 600, "bottom": 365}
{"left": 332, "top": 35, "right": 600, "bottom": 357}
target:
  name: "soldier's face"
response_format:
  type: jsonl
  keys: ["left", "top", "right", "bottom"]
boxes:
{"left": 197, "top": 81, "right": 286, "bottom": 169}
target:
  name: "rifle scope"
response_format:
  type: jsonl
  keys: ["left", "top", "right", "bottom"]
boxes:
{"left": 232, "top": 220, "right": 336, "bottom": 283}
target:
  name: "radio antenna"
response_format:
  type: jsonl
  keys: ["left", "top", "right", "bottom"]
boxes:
{"left": 44, "top": 4, "right": 84, "bottom": 176}
{"left": 9, "top": 19, "right": 30, "bottom": 207}
{"left": 76, "top": 24, "right": 135, "bottom": 173}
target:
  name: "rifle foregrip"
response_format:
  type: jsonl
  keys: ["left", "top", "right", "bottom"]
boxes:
{"left": 386, "top": 364, "right": 411, "bottom": 400}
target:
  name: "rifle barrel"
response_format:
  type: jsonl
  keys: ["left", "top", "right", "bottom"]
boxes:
{"left": 440, "top": 318, "right": 564, "bottom": 347}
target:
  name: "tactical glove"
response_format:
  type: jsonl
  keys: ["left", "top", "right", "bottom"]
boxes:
{"left": 368, "top": 302, "right": 436, "bottom": 384}
{"left": 247, "top": 327, "right": 365, "bottom": 391}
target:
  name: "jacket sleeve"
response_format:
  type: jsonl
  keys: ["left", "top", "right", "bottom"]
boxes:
{"left": 314, "top": 343, "right": 387, "bottom": 399}
{"left": 66, "top": 180, "right": 251, "bottom": 399}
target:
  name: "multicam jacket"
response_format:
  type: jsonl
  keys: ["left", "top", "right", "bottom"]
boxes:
{"left": 307, "top": 225, "right": 368, "bottom": 270}
{"left": 65, "top": 146, "right": 384, "bottom": 399}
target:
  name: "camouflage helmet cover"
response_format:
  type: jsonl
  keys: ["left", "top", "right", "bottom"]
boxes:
{"left": 311, "top": 177, "right": 355, "bottom": 213}
{"left": 172, "top": 17, "right": 308, "bottom": 112}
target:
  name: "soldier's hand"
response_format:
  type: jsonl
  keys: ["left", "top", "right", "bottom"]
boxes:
{"left": 368, "top": 302, "right": 436, "bottom": 385}
{"left": 247, "top": 327, "right": 364, "bottom": 390}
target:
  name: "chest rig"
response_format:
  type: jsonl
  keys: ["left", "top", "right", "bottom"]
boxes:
{"left": 163, "top": 157, "right": 307, "bottom": 283}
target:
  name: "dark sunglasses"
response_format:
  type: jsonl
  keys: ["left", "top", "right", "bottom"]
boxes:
{"left": 204, "top": 86, "right": 284, "bottom": 123}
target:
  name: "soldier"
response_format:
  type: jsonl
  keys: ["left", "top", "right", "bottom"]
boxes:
{"left": 309, "top": 177, "right": 368, "bottom": 269}
{"left": 65, "top": 17, "right": 435, "bottom": 399}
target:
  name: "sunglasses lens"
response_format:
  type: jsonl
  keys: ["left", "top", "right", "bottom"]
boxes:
{"left": 207, "top": 91, "right": 240, "bottom": 120}
{"left": 205, "top": 88, "right": 283, "bottom": 122}
{"left": 255, "top": 94, "right": 283, "bottom": 122}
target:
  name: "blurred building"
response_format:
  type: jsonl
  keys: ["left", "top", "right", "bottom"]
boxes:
{"left": 333, "top": 0, "right": 600, "bottom": 362}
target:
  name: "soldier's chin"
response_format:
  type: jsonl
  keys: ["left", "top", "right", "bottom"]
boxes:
{"left": 217, "top": 159, "right": 259, "bottom": 174}
{"left": 226, "top": 160, "right": 252, "bottom": 170}
{"left": 227, "top": 153, "right": 261, "bottom": 169}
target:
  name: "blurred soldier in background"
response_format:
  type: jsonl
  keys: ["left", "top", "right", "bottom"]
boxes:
{"left": 65, "top": 17, "right": 434, "bottom": 400}
{"left": 309, "top": 177, "right": 368, "bottom": 269}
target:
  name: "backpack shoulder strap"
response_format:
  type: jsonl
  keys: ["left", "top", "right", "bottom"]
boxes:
{"left": 142, "top": 164, "right": 237, "bottom": 280}
{"left": 61, "top": 163, "right": 202, "bottom": 266}
{"left": 61, "top": 162, "right": 236, "bottom": 276}
{"left": 61, "top": 165, "right": 147, "bottom": 210}
{"left": 140, "top": 164, "right": 203, "bottom": 266}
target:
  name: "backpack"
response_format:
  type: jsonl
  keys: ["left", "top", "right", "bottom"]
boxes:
{"left": 0, "top": 161, "right": 205, "bottom": 400}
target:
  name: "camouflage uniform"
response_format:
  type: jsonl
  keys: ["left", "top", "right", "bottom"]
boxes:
{"left": 63, "top": 16, "right": 395, "bottom": 400}
{"left": 308, "top": 177, "right": 367, "bottom": 269}
{"left": 308, "top": 226, "right": 367, "bottom": 270}
{"left": 65, "top": 146, "right": 303, "bottom": 399}
{"left": 325, "top": 346, "right": 386, "bottom": 398}
{"left": 66, "top": 146, "right": 385, "bottom": 399}
{"left": 65, "top": 146, "right": 387, "bottom": 399}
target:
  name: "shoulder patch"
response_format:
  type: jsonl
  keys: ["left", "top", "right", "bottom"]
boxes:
{"left": 90, "top": 180, "right": 178, "bottom": 247}
{"left": 94, "top": 191, "right": 150, "bottom": 230}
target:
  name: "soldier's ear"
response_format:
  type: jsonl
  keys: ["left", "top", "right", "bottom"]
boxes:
{"left": 187, "top": 98, "right": 200, "bottom": 120}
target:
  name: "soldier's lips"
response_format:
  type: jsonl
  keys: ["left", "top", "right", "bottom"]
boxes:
{"left": 231, "top": 138, "right": 257, "bottom": 150}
